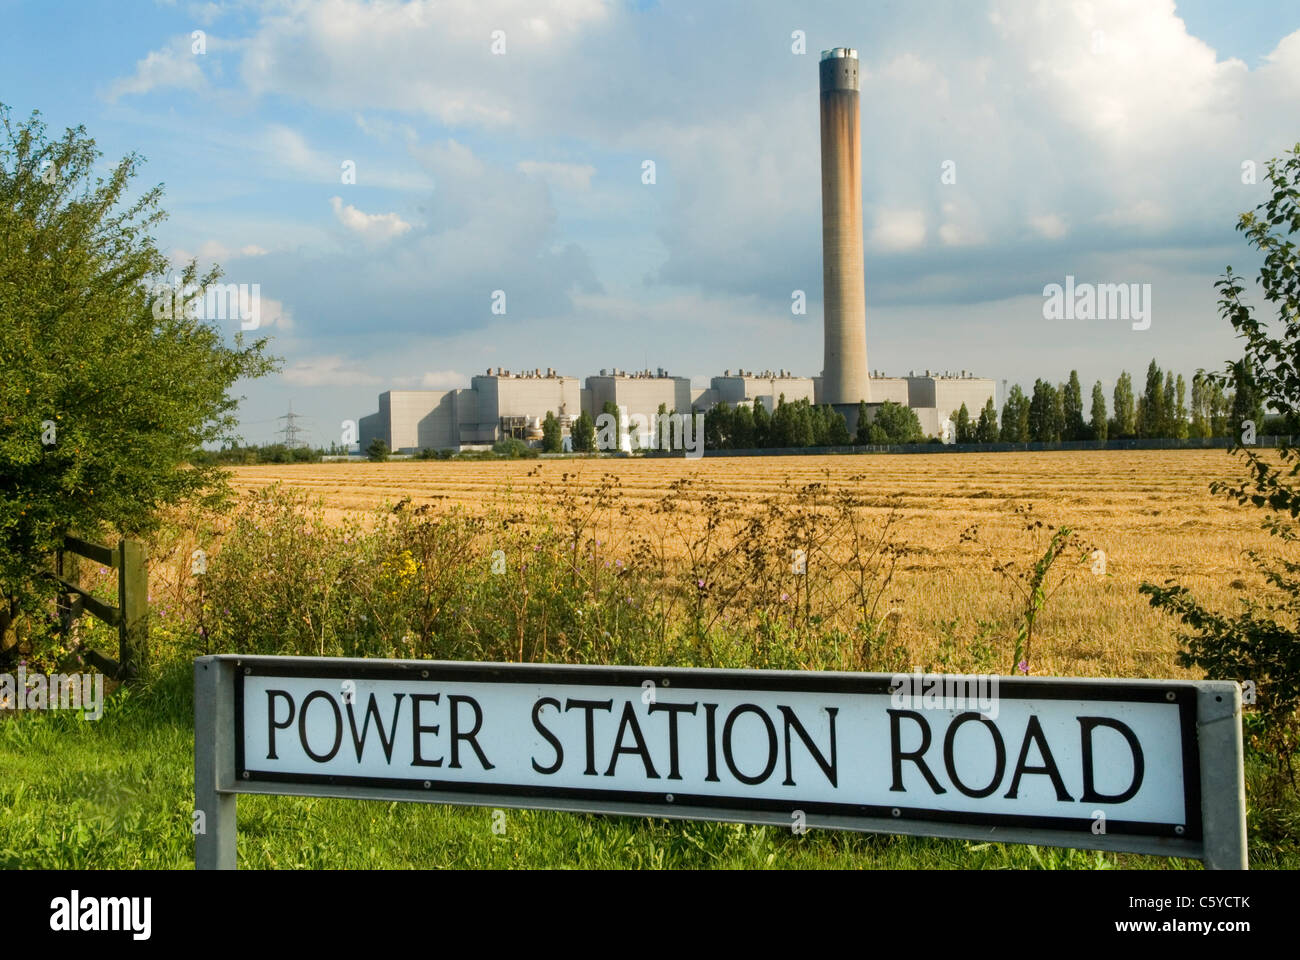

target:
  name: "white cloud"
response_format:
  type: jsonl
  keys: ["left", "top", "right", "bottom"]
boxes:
{"left": 106, "top": 37, "right": 207, "bottom": 100}
{"left": 416, "top": 369, "right": 468, "bottom": 389}
{"left": 329, "top": 196, "right": 413, "bottom": 241}
{"left": 869, "top": 209, "right": 926, "bottom": 252}
{"left": 282, "top": 355, "right": 379, "bottom": 387}
{"left": 1030, "top": 214, "right": 1067, "bottom": 240}
{"left": 516, "top": 160, "right": 596, "bottom": 191}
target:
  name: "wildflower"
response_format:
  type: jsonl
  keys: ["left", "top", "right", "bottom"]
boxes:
{"left": 1018, "top": 660, "right": 1029, "bottom": 674}
{"left": 781, "top": 593, "right": 789, "bottom": 602}
{"left": 697, "top": 579, "right": 705, "bottom": 588}
{"left": 615, "top": 559, "right": 623, "bottom": 568}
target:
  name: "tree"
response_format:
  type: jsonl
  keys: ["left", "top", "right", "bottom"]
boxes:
{"left": 771, "top": 395, "right": 795, "bottom": 447}
{"left": 704, "top": 401, "right": 731, "bottom": 449}
{"left": 872, "top": 401, "right": 923, "bottom": 443}
{"left": 828, "top": 408, "right": 851, "bottom": 445}
{"left": 1028, "top": 380, "right": 1059, "bottom": 441}
{"left": 854, "top": 400, "right": 871, "bottom": 445}
{"left": 366, "top": 438, "right": 389, "bottom": 462}
{"left": 1141, "top": 143, "right": 1300, "bottom": 784}
{"left": 1089, "top": 381, "right": 1108, "bottom": 441}
{"left": 751, "top": 398, "right": 771, "bottom": 447}
{"left": 1190, "top": 371, "right": 1210, "bottom": 439}
{"left": 1137, "top": 360, "right": 1165, "bottom": 437}
{"left": 1229, "top": 356, "right": 1266, "bottom": 441}
{"left": 730, "top": 403, "right": 755, "bottom": 449}
{"left": 1063, "top": 370, "right": 1086, "bottom": 440}
{"left": 1000, "top": 385, "right": 1030, "bottom": 442}
{"left": 570, "top": 412, "right": 596, "bottom": 452}
{"left": 1112, "top": 371, "right": 1137, "bottom": 437}
{"left": 1209, "top": 380, "right": 1231, "bottom": 437}
{"left": 1174, "top": 373, "right": 1189, "bottom": 439}
{"left": 0, "top": 106, "right": 275, "bottom": 668}
{"left": 953, "top": 403, "right": 973, "bottom": 443}
{"left": 975, "top": 398, "right": 999, "bottom": 442}
{"left": 541, "top": 411, "right": 562, "bottom": 453}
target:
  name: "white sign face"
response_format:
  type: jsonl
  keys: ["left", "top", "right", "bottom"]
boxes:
{"left": 234, "top": 663, "right": 1201, "bottom": 842}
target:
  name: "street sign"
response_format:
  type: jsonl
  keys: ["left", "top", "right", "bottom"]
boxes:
{"left": 194, "top": 656, "right": 1247, "bottom": 869}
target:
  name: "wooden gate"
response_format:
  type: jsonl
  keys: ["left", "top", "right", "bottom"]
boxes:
{"left": 53, "top": 535, "right": 148, "bottom": 680}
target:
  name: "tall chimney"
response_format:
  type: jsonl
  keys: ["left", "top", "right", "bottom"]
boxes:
{"left": 819, "top": 47, "right": 869, "bottom": 405}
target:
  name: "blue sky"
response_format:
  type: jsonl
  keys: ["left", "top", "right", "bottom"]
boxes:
{"left": 3, "top": 0, "right": 1298, "bottom": 446}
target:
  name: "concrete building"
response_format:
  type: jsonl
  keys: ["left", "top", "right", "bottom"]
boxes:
{"left": 712, "top": 369, "right": 816, "bottom": 412}
{"left": 586, "top": 369, "right": 692, "bottom": 418}
{"left": 356, "top": 45, "right": 999, "bottom": 453}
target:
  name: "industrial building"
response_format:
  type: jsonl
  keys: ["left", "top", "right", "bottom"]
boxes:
{"left": 357, "top": 46, "right": 995, "bottom": 454}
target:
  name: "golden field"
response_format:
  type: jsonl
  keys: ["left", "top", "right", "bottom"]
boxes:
{"left": 226, "top": 450, "right": 1278, "bottom": 680}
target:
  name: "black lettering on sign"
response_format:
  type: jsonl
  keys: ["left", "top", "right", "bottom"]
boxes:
{"left": 448, "top": 695, "right": 494, "bottom": 770}
{"left": 410, "top": 693, "right": 443, "bottom": 768}
{"left": 942, "top": 712, "right": 1005, "bottom": 799}
{"left": 266, "top": 689, "right": 295, "bottom": 760}
{"left": 1079, "top": 716, "right": 1144, "bottom": 803}
{"left": 888, "top": 709, "right": 945, "bottom": 794}
{"left": 298, "top": 690, "right": 343, "bottom": 763}
{"left": 647, "top": 701, "right": 698, "bottom": 780}
{"left": 1004, "top": 715, "right": 1073, "bottom": 801}
{"left": 778, "top": 705, "right": 838, "bottom": 787}
{"left": 531, "top": 697, "right": 563, "bottom": 774}
{"left": 346, "top": 693, "right": 405, "bottom": 763}
{"left": 723, "top": 704, "right": 778, "bottom": 785}
{"left": 604, "top": 701, "right": 659, "bottom": 779}
{"left": 565, "top": 699, "right": 613, "bottom": 776}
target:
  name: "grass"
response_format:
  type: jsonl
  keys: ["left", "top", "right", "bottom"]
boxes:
{"left": 2, "top": 661, "right": 1293, "bottom": 869}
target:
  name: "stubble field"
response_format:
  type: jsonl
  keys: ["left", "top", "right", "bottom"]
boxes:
{"left": 228, "top": 449, "right": 1270, "bottom": 680}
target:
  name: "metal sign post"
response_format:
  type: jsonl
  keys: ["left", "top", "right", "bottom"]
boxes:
{"left": 194, "top": 656, "right": 1246, "bottom": 869}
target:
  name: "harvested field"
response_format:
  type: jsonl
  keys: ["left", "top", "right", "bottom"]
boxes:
{"left": 226, "top": 450, "right": 1277, "bottom": 681}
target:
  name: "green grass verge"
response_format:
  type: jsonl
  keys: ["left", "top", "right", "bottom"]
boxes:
{"left": 1, "top": 662, "right": 1292, "bottom": 870}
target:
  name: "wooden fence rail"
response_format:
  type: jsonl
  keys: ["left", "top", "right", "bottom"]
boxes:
{"left": 52, "top": 536, "right": 148, "bottom": 681}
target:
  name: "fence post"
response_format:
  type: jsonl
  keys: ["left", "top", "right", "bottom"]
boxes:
{"left": 118, "top": 539, "right": 148, "bottom": 680}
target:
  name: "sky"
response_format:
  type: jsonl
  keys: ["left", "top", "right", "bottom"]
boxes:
{"left": 2, "top": 0, "right": 1298, "bottom": 447}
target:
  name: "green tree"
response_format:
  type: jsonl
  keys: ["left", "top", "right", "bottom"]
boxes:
{"left": 1112, "top": 371, "right": 1137, "bottom": 437}
{"left": 751, "top": 398, "right": 771, "bottom": 447}
{"left": 872, "top": 401, "right": 923, "bottom": 443}
{"left": 366, "top": 438, "right": 389, "bottom": 462}
{"left": 770, "top": 395, "right": 795, "bottom": 447}
{"left": 828, "top": 408, "right": 851, "bottom": 445}
{"left": 854, "top": 399, "right": 871, "bottom": 445}
{"left": 570, "top": 412, "right": 596, "bottom": 452}
{"left": 705, "top": 401, "right": 732, "bottom": 449}
{"left": 1063, "top": 370, "right": 1086, "bottom": 440}
{"left": 1141, "top": 144, "right": 1300, "bottom": 782}
{"left": 730, "top": 403, "right": 755, "bottom": 449}
{"left": 1190, "top": 370, "right": 1210, "bottom": 439}
{"left": 0, "top": 107, "right": 275, "bottom": 665}
{"left": 975, "top": 397, "right": 999, "bottom": 442}
{"left": 1028, "top": 380, "right": 1059, "bottom": 441}
{"left": 1137, "top": 360, "right": 1165, "bottom": 437}
{"left": 541, "top": 411, "right": 562, "bottom": 453}
{"left": 1000, "top": 385, "right": 1030, "bottom": 442}
{"left": 1089, "top": 381, "right": 1108, "bottom": 441}
{"left": 1229, "top": 356, "right": 1266, "bottom": 441}
{"left": 953, "top": 403, "right": 973, "bottom": 443}
{"left": 1209, "top": 380, "right": 1231, "bottom": 437}
{"left": 1174, "top": 373, "right": 1189, "bottom": 439}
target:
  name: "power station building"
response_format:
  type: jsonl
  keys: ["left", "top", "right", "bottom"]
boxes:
{"left": 357, "top": 46, "right": 994, "bottom": 453}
